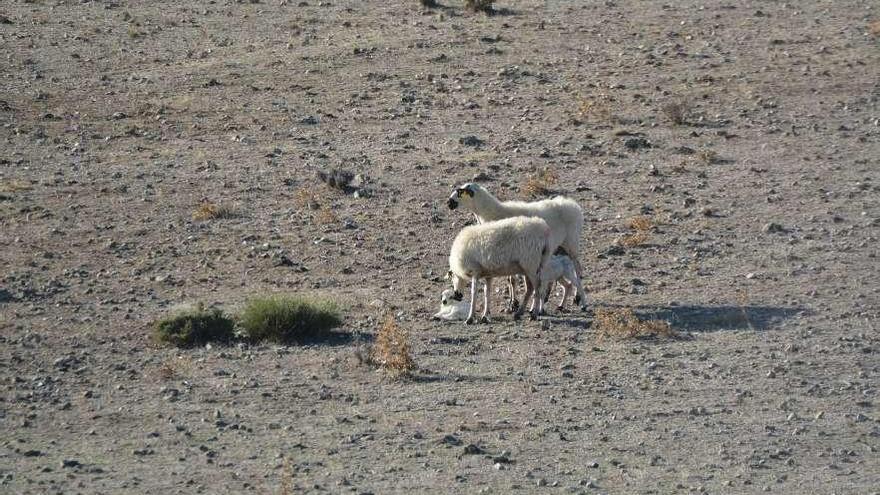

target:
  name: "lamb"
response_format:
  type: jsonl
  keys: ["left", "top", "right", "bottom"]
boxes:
{"left": 539, "top": 255, "right": 588, "bottom": 312}
{"left": 448, "top": 216, "right": 552, "bottom": 324}
{"left": 431, "top": 289, "right": 469, "bottom": 321}
{"left": 447, "top": 182, "right": 587, "bottom": 310}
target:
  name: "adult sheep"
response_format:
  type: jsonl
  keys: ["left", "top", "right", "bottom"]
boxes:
{"left": 448, "top": 216, "right": 551, "bottom": 324}
{"left": 447, "top": 182, "right": 586, "bottom": 310}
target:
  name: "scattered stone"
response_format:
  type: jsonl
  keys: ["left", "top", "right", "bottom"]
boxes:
{"left": 462, "top": 444, "right": 484, "bottom": 455}
{"left": 624, "top": 137, "right": 651, "bottom": 150}
{"left": 459, "top": 135, "right": 484, "bottom": 147}
{"left": 60, "top": 459, "right": 81, "bottom": 469}
{"left": 762, "top": 222, "right": 785, "bottom": 233}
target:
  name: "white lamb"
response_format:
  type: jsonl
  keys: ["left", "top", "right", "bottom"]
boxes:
{"left": 448, "top": 216, "right": 551, "bottom": 324}
{"left": 432, "top": 289, "right": 469, "bottom": 321}
{"left": 447, "top": 182, "right": 587, "bottom": 310}
{"left": 539, "top": 255, "right": 588, "bottom": 311}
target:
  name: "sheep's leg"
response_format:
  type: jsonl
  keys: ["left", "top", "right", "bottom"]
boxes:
{"left": 523, "top": 277, "right": 537, "bottom": 320}
{"left": 505, "top": 276, "right": 519, "bottom": 313}
{"left": 480, "top": 278, "right": 492, "bottom": 324}
{"left": 465, "top": 277, "right": 478, "bottom": 325}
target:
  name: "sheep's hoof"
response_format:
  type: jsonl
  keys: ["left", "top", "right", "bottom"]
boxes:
{"left": 465, "top": 317, "right": 475, "bottom": 325}
{"left": 574, "top": 295, "right": 583, "bottom": 305}
{"left": 479, "top": 315, "right": 491, "bottom": 324}
{"left": 556, "top": 305, "right": 565, "bottom": 312}
{"left": 512, "top": 312, "right": 522, "bottom": 321}
{"left": 505, "top": 300, "right": 520, "bottom": 313}
{"left": 529, "top": 312, "right": 538, "bottom": 321}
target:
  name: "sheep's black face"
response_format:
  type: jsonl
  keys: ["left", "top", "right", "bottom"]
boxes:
{"left": 453, "top": 291, "right": 463, "bottom": 301}
{"left": 447, "top": 197, "right": 458, "bottom": 210}
{"left": 447, "top": 184, "right": 474, "bottom": 210}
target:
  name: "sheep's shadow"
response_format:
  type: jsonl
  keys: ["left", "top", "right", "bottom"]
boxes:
{"left": 632, "top": 304, "right": 807, "bottom": 332}
{"left": 298, "top": 330, "right": 373, "bottom": 348}
{"left": 407, "top": 370, "right": 497, "bottom": 383}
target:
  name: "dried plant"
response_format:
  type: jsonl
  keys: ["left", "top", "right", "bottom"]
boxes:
{"left": 370, "top": 315, "right": 415, "bottom": 374}
{"left": 620, "top": 215, "right": 653, "bottom": 247}
{"left": 192, "top": 200, "right": 235, "bottom": 220}
{"left": 293, "top": 189, "right": 320, "bottom": 210}
{"left": 521, "top": 169, "right": 559, "bottom": 197}
{"left": 661, "top": 99, "right": 691, "bottom": 125}
{"left": 595, "top": 308, "right": 674, "bottom": 340}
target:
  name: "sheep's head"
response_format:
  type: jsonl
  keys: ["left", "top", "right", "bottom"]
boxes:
{"left": 446, "top": 183, "right": 479, "bottom": 210}
{"left": 447, "top": 271, "right": 467, "bottom": 300}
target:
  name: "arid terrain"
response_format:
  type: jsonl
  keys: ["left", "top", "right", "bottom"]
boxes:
{"left": 2, "top": 0, "right": 879, "bottom": 493}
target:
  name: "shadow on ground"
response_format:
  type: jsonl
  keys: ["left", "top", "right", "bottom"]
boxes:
{"left": 638, "top": 304, "right": 807, "bottom": 332}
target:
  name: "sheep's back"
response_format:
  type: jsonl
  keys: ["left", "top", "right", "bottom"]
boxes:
{"left": 450, "top": 217, "right": 548, "bottom": 276}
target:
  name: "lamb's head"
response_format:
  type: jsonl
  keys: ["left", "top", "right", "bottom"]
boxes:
{"left": 440, "top": 289, "right": 461, "bottom": 306}
{"left": 446, "top": 183, "right": 482, "bottom": 210}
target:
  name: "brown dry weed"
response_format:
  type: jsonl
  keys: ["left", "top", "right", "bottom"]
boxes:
{"left": 595, "top": 308, "right": 675, "bottom": 340}
{"left": 192, "top": 200, "right": 234, "bottom": 220}
{"left": 522, "top": 169, "right": 559, "bottom": 197}
{"left": 369, "top": 315, "right": 416, "bottom": 374}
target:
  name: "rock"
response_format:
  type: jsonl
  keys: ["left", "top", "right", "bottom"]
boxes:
{"left": 763, "top": 222, "right": 785, "bottom": 233}
{"left": 700, "top": 207, "right": 714, "bottom": 217}
{"left": 439, "top": 434, "right": 461, "bottom": 446}
{"left": 624, "top": 137, "right": 651, "bottom": 150}
{"left": 462, "top": 444, "right": 484, "bottom": 455}
{"left": 60, "top": 459, "right": 81, "bottom": 468}
{"left": 459, "top": 135, "right": 484, "bottom": 147}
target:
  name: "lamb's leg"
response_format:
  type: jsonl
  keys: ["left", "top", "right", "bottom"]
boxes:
{"left": 505, "top": 276, "right": 519, "bottom": 313}
{"left": 480, "top": 278, "right": 492, "bottom": 324}
{"left": 571, "top": 274, "right": 588, "bottom": 311}
{"left": 465, "top": 277, "right": 478, "bottom": 325}
{"left": 558, "top": 279, "right": 573, "bottom": 311}
{"left": 560, "top": 242, "right": 587, "bottom": 312}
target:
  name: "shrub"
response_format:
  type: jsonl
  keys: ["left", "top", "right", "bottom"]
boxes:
{"left": 239, "top": 295, "right": 342, "bottom": 343}
{"left": 661, "top": 99, "right": 690, "bottom": 125}
{"left": 594, "top": 308, "right": 675, "bottom": 340}
{"left": 153, "top": 304, "right": 235, "bottom": 347}
{"left": 368, "top": 315, "right": 415, "bottom": 374}
{"left": 192, "top": 200, "right": 234, "bottom": 220}
{"left": 521, "top": 169, "right": 559, "bottom": 198}
{"left": 464, "top": 0, "right": 494, "bottom": 13}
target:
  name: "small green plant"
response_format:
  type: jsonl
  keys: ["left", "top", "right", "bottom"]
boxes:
{"left": 239, "top": 295, "right": 342, "bottom": 343}
{"left": 153, "top": 304, "right": 235, "bottom": 347}
{"left": 464, "top": 0, "right": 494, "bottom": 13}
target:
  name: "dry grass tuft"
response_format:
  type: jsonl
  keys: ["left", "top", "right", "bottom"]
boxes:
{"left": 192, "top": 200, "right": 235, "bottom": 220}
{"left": 368, "top": 315, "right": 416, "bottom": 374}
{"left": 576, "top": 95, "right": 613, "bottom": 123}
{"left": 316, "top": 207, "right": 338, "bottom": 225}
{"left": 869, "top": 20, "right": 880, "bottom": 37}
{"left": 0, "top": 179, "right": 32, "bottom": 193}
{"left": 620, "top": 215, "right": 653, "bottom": 247}
{"left": 464, "top": 0, "right": 494, "bottom": 13}
{"left": 697, "top": 149, "right": 719, "bottom": 165}
{"left": 293, "top": 188, "right": 320, "bottom": 210}
{"left": 595, "top": 308, "right": 675, "bottom": 340}
{"left": 521, "top": 169, "right": 559, "bottom": 197}
{"left": 661, "top": 99, "right": 691, "bottom": 125}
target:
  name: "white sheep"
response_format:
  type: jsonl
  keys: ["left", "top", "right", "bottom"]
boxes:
{"left": 431, "top": 289, "right": 469, "bottom": 321}
{"left": 448, "top": 216, "right": 551, "bottom": 324}
{"left": 447, "top": 182, "right": 587, "bottom": 310}
{"left": 539, "top": 255, "right": 588, "bottom": 312}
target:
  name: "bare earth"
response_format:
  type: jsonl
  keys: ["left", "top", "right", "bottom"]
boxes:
{"left": 1, "top": 0, "right": 879, "bottom": 493}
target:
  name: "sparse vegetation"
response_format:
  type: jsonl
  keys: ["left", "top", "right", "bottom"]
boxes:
{"left": 317, "top": 168, "right": 354, "bottom": 192}
{"left": 576, "top": 95, "right": 613, "bottom": 123}
{"left": 294, "top": 188, "right": 320, "bottom": 210}
{"left": 367, "top": 314, "right": 416, "bottom": 374}
{"left": 153, "top": 304, "right": 235, "bottom": 347}
{"left": 661, "top": 99, "right": 691, "bottom": 125}
{"left": 192, "top": 200, "right": 235, "bottom": 220}
{"left": 620, "top": 215, "right": 653, "bottom": 247}
{"left": 239, "top": 295, "right": 342, "bottom": 344}
{"left": 697, "top": 149, "right": 719, "bottom": 165}
{"left": 869, "top": 19, "right": 880, "bottom": 37}
{"left": 316, "top": 206, "right": 338, "bottom": 225}
{"left": 521, "top": 168, "right": 559, "bottom": 197}
{"left": 464, "top": 0, "right": 494, "bottom": 13}
{"left": 0, "top": 179, "right": 32, "bottom": 193}
{"left": 594, "top": 307, "right": 675, "bottom": 340}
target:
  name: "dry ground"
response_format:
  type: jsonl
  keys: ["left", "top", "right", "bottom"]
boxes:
{"left": 1, "top": 0, "right": 879, "bottom": 493}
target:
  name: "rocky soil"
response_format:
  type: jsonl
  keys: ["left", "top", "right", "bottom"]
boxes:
{"left": 1, "top": 0, "right": 879, "bottom": 493}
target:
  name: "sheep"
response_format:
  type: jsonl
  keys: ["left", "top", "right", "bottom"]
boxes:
{"left": 539, "top": 255, "right": 589, "bottom": 312}
{"left": 447, "top": 182, "right": 587, "bottom": 311}
{"left": 431, "top": 289, "right": 469, "bottom": 321}
{"left": 448, "top": 216, "right": 551, "bottom": 324}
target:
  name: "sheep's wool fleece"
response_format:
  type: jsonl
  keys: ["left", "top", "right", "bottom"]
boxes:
{"left": 450, "top": 217, "right": 548, "bottom": 278}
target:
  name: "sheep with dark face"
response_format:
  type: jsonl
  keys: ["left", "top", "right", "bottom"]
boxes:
{"left": 447, "top": 183, "right": 587, "bottom": 311}
{"left": 448, "top": 216, "right": 551, "bottom": 324}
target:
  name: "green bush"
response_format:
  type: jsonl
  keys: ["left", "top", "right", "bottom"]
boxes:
{"left": 153, "top": 304, "right": 235, "bottom": 347}
{"left": 239, "top": 295, "right": 342, "bottom": 343}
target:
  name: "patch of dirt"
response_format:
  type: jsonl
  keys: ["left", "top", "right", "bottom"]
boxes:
{"left": 1, "top": 1, "right": 878, "bottom": 493}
